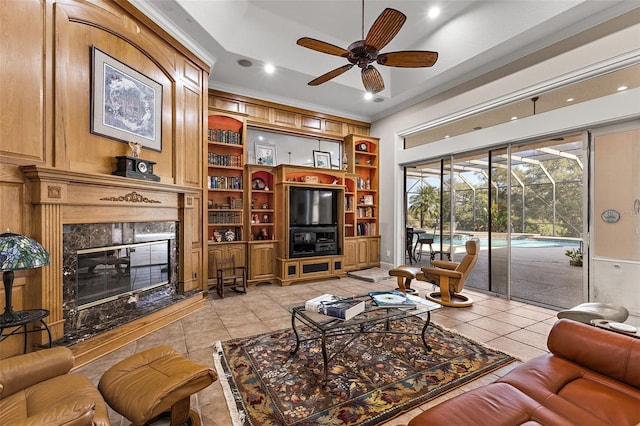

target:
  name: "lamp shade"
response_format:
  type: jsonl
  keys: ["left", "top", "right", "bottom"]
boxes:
{"left": 0, "top": 232, "right": 50, "bottom": 271}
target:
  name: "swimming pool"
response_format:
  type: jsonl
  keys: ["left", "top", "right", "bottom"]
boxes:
{"left": 425, "top": 235, "right": 581, "bottom": 249}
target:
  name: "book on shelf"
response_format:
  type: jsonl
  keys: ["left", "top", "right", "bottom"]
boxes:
{"left": 319, "top": 299, "right": 365, "bottom": 321}
{"left": 368, "top": 291, "right": 417, "bottom": 308}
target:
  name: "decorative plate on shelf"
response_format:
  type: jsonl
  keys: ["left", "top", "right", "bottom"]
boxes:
{"left": 223, "top": 230, "right": 235, "bottom": 242}
{"left": 252, "top": 177, "right": 266, "bottom": 190}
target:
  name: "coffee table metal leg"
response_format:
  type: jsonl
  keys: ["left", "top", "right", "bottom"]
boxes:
{"left": 321, "top": 333, "right": 329, "bottom": 384}
{"left": 421, "top": 311, "right": 432, "bottom": 351}
{"left": 290, "top": 312, "right": 300, "bottom": 355}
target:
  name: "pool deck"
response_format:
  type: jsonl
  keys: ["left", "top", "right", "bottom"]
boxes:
{"left": 412, "top": 238, "right": 583, "bottom": 309}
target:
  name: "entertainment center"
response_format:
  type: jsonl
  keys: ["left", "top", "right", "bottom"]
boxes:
{"left": 206, "top": 96, "right": 380, "bottom": 287}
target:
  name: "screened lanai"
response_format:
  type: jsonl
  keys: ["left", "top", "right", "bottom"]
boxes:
{"left": 405, "top": 134, "right": 584, "bottom": 310}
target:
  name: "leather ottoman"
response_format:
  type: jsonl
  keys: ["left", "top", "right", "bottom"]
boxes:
{"left": 98, "top": 345, "right": 217, "bottom": 425}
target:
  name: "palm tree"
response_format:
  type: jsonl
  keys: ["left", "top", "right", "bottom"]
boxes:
{"left": 408, "top": 185, "right": 439, "bottom": 228}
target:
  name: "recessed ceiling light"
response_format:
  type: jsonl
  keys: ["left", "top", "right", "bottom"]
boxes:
{"left": 566, "top": 97, "right": 574, "bottom": 102}
{"left": 237, "top": 59, "right": 253, "bottom": 67}
{"left": 473, "top": 126, "right": 482, "bottom": 130}
{"left": 364, "top": 92, "right": 373, "bottom": 100}
{"left": 264, "top": 63, "right": 275, "bottom": 74}
{"left": 428, "top": 6, "right": 440, "bottom": 19}
{"left": 373, "top": 97, "right": 384, "bottom": 103}
{"left": 617, "top": 85, "right": 628, "bottom": 91}
{"left": 511, "top": 116, "right": 518, "bottom": 120}
{"left": 445, "top": 135, "right": 450, "bottom": 138}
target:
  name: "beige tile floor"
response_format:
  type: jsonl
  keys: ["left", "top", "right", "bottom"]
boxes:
{"left": 74, "top": 275, "right": 639, "bottom": 426}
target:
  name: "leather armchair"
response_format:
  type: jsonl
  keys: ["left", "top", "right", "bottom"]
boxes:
{"left": 421, "top": 238, "right": 479, "bottom": 307}
{"left": 0, "top": 347, "right": 110, "bottom": 425}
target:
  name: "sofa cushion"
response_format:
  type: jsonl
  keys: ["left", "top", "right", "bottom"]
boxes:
{"left": 548, "top": 319, "right": 640, "bottom": 388}
{"left": 407, "top": 382, "right": 574, "bottom": 426}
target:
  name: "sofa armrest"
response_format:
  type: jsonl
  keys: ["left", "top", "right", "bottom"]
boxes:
{"left": 0, "top": 347, "right": 74, "bottom": 400}
{"left": 548, "top": 319, "right": 640, "bottom": 389}
{"left": 430, "top": 260, "right": 458, "bottom": 270}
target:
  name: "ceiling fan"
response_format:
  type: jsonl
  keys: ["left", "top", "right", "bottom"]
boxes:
{"left": 297, "top": 1, "right": 438, "bottom": 94}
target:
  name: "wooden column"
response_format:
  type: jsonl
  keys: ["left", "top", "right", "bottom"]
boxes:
{"left": 31, "top": 181, "right": 67, "bottom": 342}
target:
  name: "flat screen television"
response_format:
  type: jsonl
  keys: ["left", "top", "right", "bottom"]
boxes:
{"left": 289, "top": 187, "right": 338, "bottom": 226}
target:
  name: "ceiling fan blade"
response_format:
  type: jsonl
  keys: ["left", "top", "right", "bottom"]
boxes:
{"left": 308, "top": 64, "right": 354, "bottom": 86}
{"left": 365, "top": 8, "right": 406, "bottom": 51}
{"left": 361, "top": 65, "right": 384, "bottom": 93}
{"left": 377, "top": 51, "right": 439, "bottom": 68}
{"left": 297, "top": 37, "right": 349, "bottom": 57}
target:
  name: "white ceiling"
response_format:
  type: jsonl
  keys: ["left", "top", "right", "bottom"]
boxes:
{"left": 132, "top": 0, "right": 639, "bottom": 123}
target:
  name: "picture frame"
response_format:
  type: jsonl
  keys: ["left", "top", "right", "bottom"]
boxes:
{"left": 313, "top": 150, "right": 331, "bottom": 169}
{"left": 255, "top": 143, "right": 277, "bottom": 166}
{"left": 90, "top": 46, "right": 162, "bottom": 151}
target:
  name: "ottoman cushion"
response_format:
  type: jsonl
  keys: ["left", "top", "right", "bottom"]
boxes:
{"left": 98, "top": 345, "right": 217, "bottom": 425}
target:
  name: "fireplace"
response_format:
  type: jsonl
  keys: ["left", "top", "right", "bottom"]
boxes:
{"left": 62, "top": 221, "right": 184, "bottom": 344}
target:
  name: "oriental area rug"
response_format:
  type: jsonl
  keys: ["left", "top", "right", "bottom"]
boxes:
{"left": 214, "top": 317, "right": 516, "bottom": 426}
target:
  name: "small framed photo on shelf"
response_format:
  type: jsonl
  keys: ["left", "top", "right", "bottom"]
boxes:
{"left": 255, "top": 143, "right": 277, "bottom": 166}
{"left": 313, "top": 150, "right": 331, "bottom": 168}
{"left": 362, "top": 195, "right": 374, "bottom": 205}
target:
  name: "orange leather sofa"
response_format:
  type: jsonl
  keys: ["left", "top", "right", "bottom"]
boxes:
{"left": 408, "top": 319, "right": 640, "bottom": 426}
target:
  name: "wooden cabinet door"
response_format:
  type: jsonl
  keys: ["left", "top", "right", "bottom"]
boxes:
{"left": 357, "top": 238, "right": 369, "bottom": 268}
{"left": 249, "top": 242, "right": 276, "bottom": 281}
{"left": 367, "top": 237, "right": 380, "bottom": 267}
{"left": 226, "top": 243, "right": 246, "bottom": 267}
{"left": 343, "top": 238, "right": 358, "bottom": 271}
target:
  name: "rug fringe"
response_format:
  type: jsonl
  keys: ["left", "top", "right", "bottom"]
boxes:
{"left": 213, "top": 341, "right": 245, "bottom": 426}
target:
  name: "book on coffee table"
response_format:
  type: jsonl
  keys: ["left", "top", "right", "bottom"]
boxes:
{"left": 319, "top": 299, "right": 365, "bottom": 321}
{"left": 305, "top": 294, "right": 341, "bottom": 313}
{"left": 369, "top": 291, "right": 417, "bottom": 308}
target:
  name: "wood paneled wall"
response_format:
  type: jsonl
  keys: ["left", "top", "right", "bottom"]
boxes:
{"left": 209, "top": 90, "right": 371, "bottom": 139}
{"left": 0, "top": 0, "right": 209, "bottom": 357}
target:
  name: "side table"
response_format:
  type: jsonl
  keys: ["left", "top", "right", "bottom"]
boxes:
{"left": 0, "top": 309, "right": 52, "bottom": 353}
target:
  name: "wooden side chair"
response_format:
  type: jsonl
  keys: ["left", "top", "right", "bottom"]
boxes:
{"left": 214, "top": 257, "right": 247, "bottom": 298}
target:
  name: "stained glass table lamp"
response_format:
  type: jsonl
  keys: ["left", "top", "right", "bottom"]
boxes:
{"left": 0, "top": 230, "right": 50, "bottom": 324}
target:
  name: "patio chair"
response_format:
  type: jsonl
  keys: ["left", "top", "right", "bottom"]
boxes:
{"left": 420, "top": 238, "right": 479, "bottom": 307}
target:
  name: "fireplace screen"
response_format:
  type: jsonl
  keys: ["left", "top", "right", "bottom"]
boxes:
{"left": 76, "top": 240, "right": 169, "bottom": 308}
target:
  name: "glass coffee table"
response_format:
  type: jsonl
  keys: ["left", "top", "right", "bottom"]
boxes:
{"left": 289, "top": 294, "right": 440, "bottom": 383}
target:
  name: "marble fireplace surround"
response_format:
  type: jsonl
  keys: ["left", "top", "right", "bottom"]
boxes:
{"left": 62, "top": 221, "right": 180, "bottom": 344}
{"left": 22, "top": 166, "right": 202, "bottom": 348}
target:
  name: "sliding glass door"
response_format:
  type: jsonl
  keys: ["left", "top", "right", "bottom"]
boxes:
{"left": 404, "top": 134, "right": 585, "bottom": 309}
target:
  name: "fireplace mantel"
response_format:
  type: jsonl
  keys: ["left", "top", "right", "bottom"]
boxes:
{"left": 21, "top": 166, "right": 204, "bottom": 352}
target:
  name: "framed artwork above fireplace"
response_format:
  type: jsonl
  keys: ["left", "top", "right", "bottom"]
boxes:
{"left": 90, "top": 46, "right": 163, "bottom": 151}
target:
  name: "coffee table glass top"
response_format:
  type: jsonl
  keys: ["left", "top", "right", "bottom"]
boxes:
{"left": 290, "top": 293, "right": 440, "bottom": 332}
